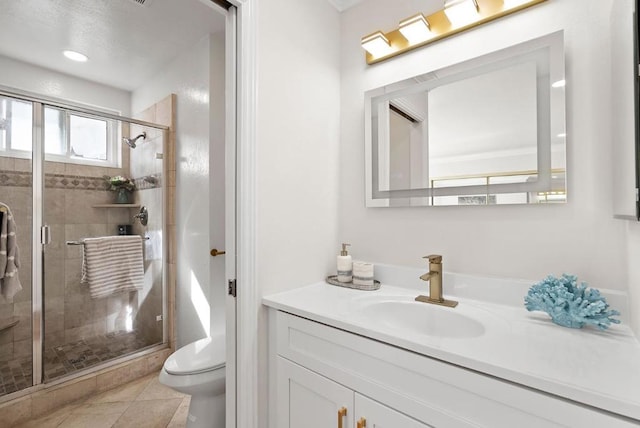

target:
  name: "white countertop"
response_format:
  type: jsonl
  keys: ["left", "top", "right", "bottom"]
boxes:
{"left": 263, "top": 274, "right": 640, "bottom": 421}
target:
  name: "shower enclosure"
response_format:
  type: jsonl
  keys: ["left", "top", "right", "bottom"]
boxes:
{"left": 0, "top": 89, "right": 167, "bottom": 397}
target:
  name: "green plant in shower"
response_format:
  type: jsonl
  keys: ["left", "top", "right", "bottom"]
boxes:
{"left": 104, "top": 175, "right": 136, "bottom": 192}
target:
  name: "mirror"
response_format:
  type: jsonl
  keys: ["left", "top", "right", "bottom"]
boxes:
{"left": 365, "top": 31, "right": 566, "bottom": 207}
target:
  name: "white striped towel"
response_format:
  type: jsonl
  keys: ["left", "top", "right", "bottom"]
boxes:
{"left": 0, "top": 203, "right": 22, "bottom": 302}
{"left": 81, "top": 235, "right": 144, "bottom": 299}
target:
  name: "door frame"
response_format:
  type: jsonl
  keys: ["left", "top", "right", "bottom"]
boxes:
{"left": 223, "top": 3, "right": 238, "bottom": 428}
{"left": 223, "top": 0, "right": 258, "bottom": 427}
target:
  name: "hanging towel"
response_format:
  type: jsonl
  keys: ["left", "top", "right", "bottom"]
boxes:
{"left": 81, "top": 235, "right": 144, "bottom": 299}
{"left": 0, "top": 203, "right": 22, "bottom": 302}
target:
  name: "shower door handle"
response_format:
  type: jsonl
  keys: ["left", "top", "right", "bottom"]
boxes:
{"left": 41, "top": 225, "right": 51, "bottom": 245}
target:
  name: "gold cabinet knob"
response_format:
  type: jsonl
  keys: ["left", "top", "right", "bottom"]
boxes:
{"left": 210, "top": 248, "right": 226, "bottom": 257}
{"left": 357, "top": 417, "right": 367, "bottom": 428}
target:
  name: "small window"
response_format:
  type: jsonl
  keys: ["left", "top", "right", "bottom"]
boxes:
{"left": 0, "top": 96, "right": 33, "bottom": 152}
{"left": 44, "top": 107, "right": 118, "bottom": 167}
{"left": 0, "top": 95, "right": 119, "bottom": 167}
{"left": 69, "top": 114, "right": 108, "bottom": 161}
{"left": 44, "top": 107, "right": 64, "bottom": 155}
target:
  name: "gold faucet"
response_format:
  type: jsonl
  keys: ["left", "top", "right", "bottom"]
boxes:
{"left": 415, "top": 255, "right": 458, "bottom": 308}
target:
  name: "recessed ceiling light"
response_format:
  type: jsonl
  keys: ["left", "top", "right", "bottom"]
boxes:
{"left": 63, "top": 50, "right": 88, "bottom": 62}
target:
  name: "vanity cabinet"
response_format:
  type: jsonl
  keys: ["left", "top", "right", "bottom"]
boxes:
{"left": 277, "top": 357, "right": 352, "bottom": 428}
{"left": 269, "top": 310, "right": 639, "bottom": 428}
{"left": 278, "top": 357, "right": 432, "bottom": 428}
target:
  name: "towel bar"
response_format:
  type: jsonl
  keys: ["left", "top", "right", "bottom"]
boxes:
{"left": 66, "top": 236, "right": 150, "bottom": 245}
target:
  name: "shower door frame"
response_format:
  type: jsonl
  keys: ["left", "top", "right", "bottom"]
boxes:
{"left": 0, "top": 85, "right": 170, "bottom": 392}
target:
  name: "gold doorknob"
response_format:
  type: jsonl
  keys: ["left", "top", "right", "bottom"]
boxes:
{"left": 210, "top": 249, "right": 226, "bottom": 257}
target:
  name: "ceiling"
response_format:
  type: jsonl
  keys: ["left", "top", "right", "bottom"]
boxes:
{"left": 0, "top": 0, "right": 225, "bottom": 91}
{"left": 327, "top": 0, "right": 366, "bottom": 12}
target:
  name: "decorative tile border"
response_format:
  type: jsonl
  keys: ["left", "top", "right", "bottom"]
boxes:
{"left": 45, "top": 174, "right": 109, "bottom": 191}
{"left": 0, "top": 170, "right": 162, "bottom": 191}
{"left": 0, "top": 170, "right": 31, "bottom": 188}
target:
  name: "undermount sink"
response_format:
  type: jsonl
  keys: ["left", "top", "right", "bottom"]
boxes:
{"left": 359, "top": 300, "right": 485, "bottom": 339}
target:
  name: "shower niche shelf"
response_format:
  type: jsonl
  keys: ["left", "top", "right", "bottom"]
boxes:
{"left": 92, "top": 204, "right": 141, "bottom": 208}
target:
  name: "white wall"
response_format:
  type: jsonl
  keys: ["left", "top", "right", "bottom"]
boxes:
{"left": 339, "top": 0, "right": 629, "bottom": 293}
{"left": 209, "top": 30, "right": 227, "bottom": 340}
{"left": 0, "top": 55, "right": 130, "bottom": 115}
{"left": 255, "top": 0, "right": 341, "bottom": 421}
{"left": 256, "top": 0, "right": 341, "bottom": 296}
{"left": 628, "top": 223, "right": 640, "bottom": 336}
{"left": 257, "top": 0, "right": 340, "bottom": 294}
{"left": 132, "top": 32, "right": 226, "bottom": 347}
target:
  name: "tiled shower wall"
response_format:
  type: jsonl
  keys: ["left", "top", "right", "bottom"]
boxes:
{"left": 45, "top": 172, "right": 140, "bottom": 350}
{"left": 130, "top": 122, "right": 164, "bottom": 347}
{"left": 0, "top": 157, "right": 33, "bottom": 366}
{"left": 0, "top": 157, "right": 133, "bottom": 361}
{"left": 0, "top": 138, "right": 164, "bottom": 367}
{"left": 133, "top": 94, "right": 176, "bottom": 350}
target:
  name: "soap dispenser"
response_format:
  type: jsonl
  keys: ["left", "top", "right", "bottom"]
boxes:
{"left": 337, "top": 243, "right": 352, "bottom": 283}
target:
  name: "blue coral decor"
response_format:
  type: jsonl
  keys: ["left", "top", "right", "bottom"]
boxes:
{"left": 524, "top": 274, "right": 620, "bottom": 330}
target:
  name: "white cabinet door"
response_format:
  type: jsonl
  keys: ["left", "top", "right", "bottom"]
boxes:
{"left": 355, "top": 394, "right": 434, "bottom": 428}
{"left": 277, "top": 357, "right": 354, "bottom": 428}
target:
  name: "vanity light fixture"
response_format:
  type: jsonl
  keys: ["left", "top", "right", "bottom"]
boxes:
{"left": 63, "top": 50, "right": 88, "bottom": 62}
{"left": 361, "top": 0, "right": 547, "bottom": 65}
{"left": 361, "top": 31, "right": 393, "bottom": 57}
{"left": 503, "top": 0, "right": 531, "bottom": 7}
{"left": 399, "top": 14, "right": 432, "bottom": 45}
{"left": 443, "top": 0, "right": 479, "bottom": 27}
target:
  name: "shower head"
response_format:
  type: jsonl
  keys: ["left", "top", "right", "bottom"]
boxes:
{"left": 123, "top": 132, "right": 146, "bottom": 149}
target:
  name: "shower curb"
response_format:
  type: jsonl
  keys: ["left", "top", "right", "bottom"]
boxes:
{"left": 0, "top": 346, "right": 171, "bottom": 427}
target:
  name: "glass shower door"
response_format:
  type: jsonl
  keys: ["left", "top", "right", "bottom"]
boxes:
{"left": 41, "top": 111, "right": 134, "bottom": 380}
{"left": 0, "top": 94, "right": 168, "bottom": 395}
{"left": 0, "top": 94, "right": 34, "bottom": 396}
{"left": 42, "top": 114, "right": 165, "bottom": 382}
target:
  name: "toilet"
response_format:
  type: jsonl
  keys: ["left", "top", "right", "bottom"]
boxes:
{"left": 159, "top": 333, "right": 226, "bottom": 428}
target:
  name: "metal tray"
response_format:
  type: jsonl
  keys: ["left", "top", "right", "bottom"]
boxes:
{"left": 326, "top": 275, "right": 380, "bottom": 291}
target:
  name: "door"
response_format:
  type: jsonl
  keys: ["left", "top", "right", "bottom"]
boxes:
{"left": 277, "top": 357, "right": 354, "bottom": 428}
{"left": 224, "top": 5, "right": 237, "bottom": 428}
{"left": 0, "top": 93, "right": 35, "bottom": 395}
{"left": 355, "top": 394, "right": 433, "bottom": 428}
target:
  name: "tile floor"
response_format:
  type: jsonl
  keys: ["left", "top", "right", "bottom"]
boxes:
{"left": 15, "top": 372, "right": 189, "bottom": 428}
{"left": 42, "top": 332, "right": 153, "bottom": 381}
{"left": 0, "top": 357, "right": 32, "bottom": 396}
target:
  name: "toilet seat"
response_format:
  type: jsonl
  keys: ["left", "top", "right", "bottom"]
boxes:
{"left": 164, "top": 335, "right": 225, "bottom": 376}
